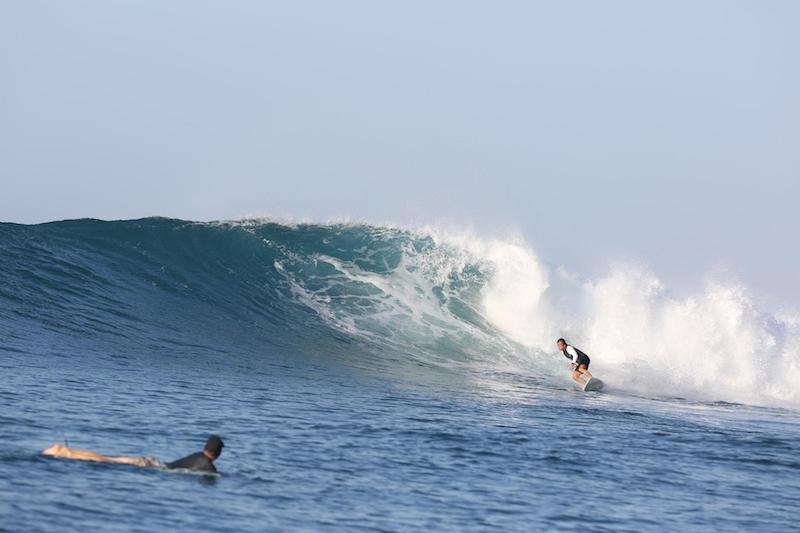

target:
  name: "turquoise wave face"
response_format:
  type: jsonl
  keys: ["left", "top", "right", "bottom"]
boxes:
{"left": 0, "top": 218, "right": 524, "bottom": 371}
{"left": 3, "top": 217, "right": 798, "bottom": 408}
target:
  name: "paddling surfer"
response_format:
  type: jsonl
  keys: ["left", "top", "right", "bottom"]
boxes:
{"left": 41, "top": 435, "right": 224, "bottom": 473}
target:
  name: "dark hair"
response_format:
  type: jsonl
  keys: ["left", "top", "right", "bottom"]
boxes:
{"left": 204, "top": 435, "right": 224, "bottom": 458}
{"left": 556, "top": 338, "right": 566, "bottom": 345}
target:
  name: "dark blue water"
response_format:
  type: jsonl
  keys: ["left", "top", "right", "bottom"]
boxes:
{"left": 2, "top": 219, "right": 799, "bottom": 531}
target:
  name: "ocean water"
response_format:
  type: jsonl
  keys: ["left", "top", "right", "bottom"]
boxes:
{"left": 1, "top": 218, "right": 798, "bottom": 532}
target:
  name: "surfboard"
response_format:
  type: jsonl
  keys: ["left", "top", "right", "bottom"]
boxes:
{"left": 582, "top": 377, "right": 604, "bottom": 392}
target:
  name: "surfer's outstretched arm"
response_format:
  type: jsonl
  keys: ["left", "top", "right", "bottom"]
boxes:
{"left": 41, "top": 443, "right": 157, "bottom": 467}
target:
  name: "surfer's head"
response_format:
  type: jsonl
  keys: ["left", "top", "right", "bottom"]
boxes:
{"left": 556, "top": 338, "right": 567, "bottom": 350}
{"left": 204, "top": 435, "right": 224, "bottom": 459}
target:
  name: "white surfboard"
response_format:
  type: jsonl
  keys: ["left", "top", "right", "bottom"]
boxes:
{"left": 582, "top": 377, "right": 604, "bottom": 392}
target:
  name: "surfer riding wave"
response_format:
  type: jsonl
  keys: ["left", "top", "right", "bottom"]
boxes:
{"left": 557, "top": 338, "right": 593, "bottom": 386}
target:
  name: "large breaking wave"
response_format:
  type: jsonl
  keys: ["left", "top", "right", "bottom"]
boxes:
{"left": 1, "top": 217, "right": 797, "bottom": 408}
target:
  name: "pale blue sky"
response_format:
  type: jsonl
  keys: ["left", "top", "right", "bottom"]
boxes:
{"left": 1, "top": 1, "right": 798, "bottom": 302}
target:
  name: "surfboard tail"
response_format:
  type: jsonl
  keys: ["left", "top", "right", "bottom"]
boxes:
{"left": 583, "top": 377, "right": 605, "bottom": 391}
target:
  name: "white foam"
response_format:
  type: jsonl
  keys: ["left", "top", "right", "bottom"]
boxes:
{"left": 402, "top": 226, "right": 796, "bottom": 408}
{"left": 467, "top": 241, "right": 800, "bottom": 408}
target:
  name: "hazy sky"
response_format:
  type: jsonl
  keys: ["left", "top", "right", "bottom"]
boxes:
{"left": 1, "top": 1, "right": 798, "bottom": 302}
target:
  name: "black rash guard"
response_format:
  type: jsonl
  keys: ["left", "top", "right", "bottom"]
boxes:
{"left": 562, "top": 345, "right": 591, "bottom": 369}
{"left": 166, "top": 452, "right": 217, "bottom": 473}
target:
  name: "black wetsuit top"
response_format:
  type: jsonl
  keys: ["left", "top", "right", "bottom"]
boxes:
{"left": 166, "top": 452, "right": 217, "bottom": 473}
{"left": 562, "top": 345, "right": 591, "bottom": 368}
